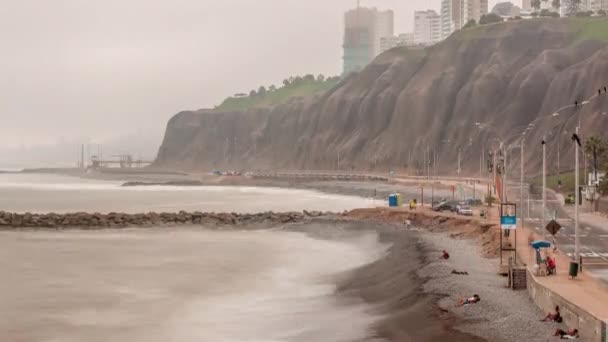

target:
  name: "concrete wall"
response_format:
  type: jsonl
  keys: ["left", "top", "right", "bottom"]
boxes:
{"left": 526, "top": 269, "right": 607, "bottom": 342}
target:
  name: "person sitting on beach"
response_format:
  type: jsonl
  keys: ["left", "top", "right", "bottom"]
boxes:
{"left": 456, "top": 294, "right": 480, "bottom": 306}
{"left": 541, "top": 305, "right": 562, "bottom": 322}
{"left": 547, "top": 256, "right": 556, "bottom": 275}
{"left": 554, "top": 328, "right": 578, "bottom": 339}
{"left": 441, "top": 250, "right": 450, "bottom": 260}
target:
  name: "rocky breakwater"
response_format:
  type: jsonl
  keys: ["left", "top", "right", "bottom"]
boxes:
{"left": 0, "top": 210, "right": 334, "bottom": 229}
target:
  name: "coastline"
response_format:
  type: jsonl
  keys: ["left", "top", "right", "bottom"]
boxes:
{"left": 291, "top": 218, "right": 557, "bottom": 341}
{"left": 1, "top": 171, "right": 561, "bottom": 341}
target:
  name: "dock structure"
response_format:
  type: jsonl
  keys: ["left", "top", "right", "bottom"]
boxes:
{"left": 90, "top": 154, "right": 153, "bottom": 169}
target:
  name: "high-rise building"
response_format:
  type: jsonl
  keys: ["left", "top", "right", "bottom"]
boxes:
{"left": 586, "top": 0, "right": 608, "bottom": 10}
{"left": 414, "top": 10, "right": 442, "bottom": 45}
{"left": 441, "top": 0, "right": 488, "bottom": 39}
{"left": 343, "top": 7, "right": 394, "bottom": 75}
{"left": 463, "top": 0, "right": 489, "bottom": 23}
{"left": 374, "top": 10, "right": 394, "bottom": 58}
{"left": 441, "top": 0, "right": 463, "bottom": 40}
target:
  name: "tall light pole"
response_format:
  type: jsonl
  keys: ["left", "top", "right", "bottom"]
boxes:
{"left": 504, "top": 143, "right": 508, "bottom": 202}
{"left": 542, "top": 136, "right": 546, "bottom": 240}
{"left": 520, "top": 134, "right": 525, "bottom": 238}
{"left": 574, "top": 127, "right": 581, "bottom": 264}
{"left": 457, "top": 147, "right": 461, "bottom": 179}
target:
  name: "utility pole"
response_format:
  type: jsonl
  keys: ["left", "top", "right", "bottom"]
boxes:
{"left": 493, "top": 149, "right": 497, "bottom": 196}
{"left": 503, "top": 143, "right": 508, "bottom": 203}
{"left": 557, "top": 133, "right": 560, "bottom": 179}
{"left": 520, "top": 136, "right": 525, "bottom": 238}
{"left": 542, "top": 136, "right": 546, "bottom": 240}
{"left": 480, "top": 146, "right": 483, "bottom": 179}
{"left": 574, "top": 126, "right": 580, "bottom": 264}
{"left": 457, "top": 147, "right": 461, "bottom": 179}
{"left": 80, "top": 144, "right": 85, "bottom": 170}
{"left": 434, "top": 150, "right": 437, "bottom": 179}
{"left": 337, "top": 150, "right": 341, "bottom": 170}
{"left": 427, "top": 145, "right": 430, "bottom": 180}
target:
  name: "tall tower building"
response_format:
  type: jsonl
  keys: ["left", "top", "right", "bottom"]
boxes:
{"left": 463, "top": 0, "right": 489, "bottom": 24}
{"left": 441, "top": 0, "right": 463, "bottom": 40}
{"left": 342, "top": 7, "right": 394, "bottom": 75}
{"left": 441, "top": 0, "right": 488, "bottom": 40}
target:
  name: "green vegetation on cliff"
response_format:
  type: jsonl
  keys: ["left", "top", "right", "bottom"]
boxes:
{"left": 216, "top": 74, "right": 340, "bottom": 111}
{"left": 572, "top": 18, "right": 608, "bottom": 42}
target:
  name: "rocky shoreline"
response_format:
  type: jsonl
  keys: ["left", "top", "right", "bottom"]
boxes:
{"left": 0, "top": 210, "right": 335, "bottom": 229}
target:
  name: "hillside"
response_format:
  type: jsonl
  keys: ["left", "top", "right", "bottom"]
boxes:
{"left": 155, "top": 18, "right": 608, "bottom": 176}
{"left": 216, "top": 75, "right": 340, "bottom": 111}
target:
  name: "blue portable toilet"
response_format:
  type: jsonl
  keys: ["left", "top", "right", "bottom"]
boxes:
{"left": 388, "top": 194, "right": 398, "bottom": 207}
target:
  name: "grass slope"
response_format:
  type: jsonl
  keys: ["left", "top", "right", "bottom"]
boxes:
{"left": 216, "top": 78, "right": 339, "bottom": 112}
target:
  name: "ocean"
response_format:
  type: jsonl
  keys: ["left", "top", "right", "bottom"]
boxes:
{"left": 0, "top": 173, "right": 372, "bottom": 214}
{"left": 0, "top": 173, "right": 387, "bottom": 342}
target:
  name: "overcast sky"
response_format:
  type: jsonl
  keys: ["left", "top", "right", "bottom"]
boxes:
{"left": 0, "top": 0, "right": 506, "bottom": 148}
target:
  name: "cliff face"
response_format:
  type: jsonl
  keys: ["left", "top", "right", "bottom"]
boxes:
{"left": 155, "top": 19, "right": 608, "bottom": 176}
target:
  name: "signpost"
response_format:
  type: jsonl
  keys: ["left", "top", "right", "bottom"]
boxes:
{"left": 500, "top": 203, "right": 517, "bottom": 230}
{"left": 500, "top": 203, "right": 517, "bottom": 268}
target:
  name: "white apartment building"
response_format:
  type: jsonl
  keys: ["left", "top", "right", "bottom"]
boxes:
{"left": 586, "top": 0, "right": 608, "bottom": 10}
{"left": 522, "top": 0, "right": 532, "bottom": 11}
{"left": 463, "top": 0, "right": 489, "bottom": 24}
{"left": 441, "top": 0, "right": 488, "bottom": 40}
{"left": 374, "top": 10, "right": 395, "bottom": 57}
{"left": 560, "top": 0, "right": 608, "bottom": 14}
{"left": 414, "top": 10, "right": 442, "bottom": 45}
{"left": 441, "top": 0, "right": 462, "bottom": 39}
{"left": 380, "top": 33, "right": 417, "bottom": 53}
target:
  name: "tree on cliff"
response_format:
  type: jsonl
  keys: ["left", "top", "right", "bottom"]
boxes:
{"left": 540, "top": 9, "right": 560, "bottom": 17}
{"left": 584, "top": 136, "right": 608, "bottom": 210}
{"left": 479, "top": 13, "right": 503, "bottom": 25}
{"left": 566, "top": 0, "right": 581, "bottom": 15}
{"left": 552, "top": 0, "right": 561, "bottom": 10}
{"left": 463, "top": 19, "right": 477, "bottom": 29}
{"left": 585, "top": 136, "right": 607, "bottom": 181}
{"left": 258, "top": 86, "right": 267, "bottom": 96}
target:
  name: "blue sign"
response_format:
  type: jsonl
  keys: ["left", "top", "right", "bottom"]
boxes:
{"left": 500, "top": 216, "right": 517, "bottom": 230}
{"left": 500, "top": 203, "right": 517, "bottom": 230}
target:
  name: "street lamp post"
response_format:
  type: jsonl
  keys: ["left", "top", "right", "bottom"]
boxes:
{"left": 457, "top": 147, "right": 461, "bottom": 179}
{"left": 520, "top": 135, "right": 525, "bottom": 241}
{"left": 542, "top": 135, "right": 546, "bottom": 240}
{"left": 574, "top": 126, "right": 580, "bottom": 264}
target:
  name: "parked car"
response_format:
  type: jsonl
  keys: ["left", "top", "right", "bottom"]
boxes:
{"left": 565, "top": 194, "right": 575, "bottom": 205}
{"left": 457, "top": 206, "right": 473, "bottom": 216}
{"left": 433, "top": 201, "right": 457, "bottom": 212}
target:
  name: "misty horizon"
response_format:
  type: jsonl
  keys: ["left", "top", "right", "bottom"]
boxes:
{"left": 1, "top": 0, "right": 504, "bottom": 152}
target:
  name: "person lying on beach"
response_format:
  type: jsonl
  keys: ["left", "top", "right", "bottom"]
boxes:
{"left": 451, "top": 270, "right": 469, "bottom": 275}
{"left": 441, "top": 250, "right": 450, "bottom": 259}
{"left": 541, "top": 305, "right": 561, "bottom": 322}
{"left": 554, "top": 328, "right": 578, "bottom": 339}
{"left": 456, "top": 294, "right": 480, "bottom": 306}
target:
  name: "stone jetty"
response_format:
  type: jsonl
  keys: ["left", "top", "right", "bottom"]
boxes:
{"left": 0, "top": 210, "right": 335, "bottom": 229}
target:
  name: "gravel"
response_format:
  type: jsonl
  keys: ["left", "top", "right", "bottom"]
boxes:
{"left": 418, "top": 232, "right": 566, "bottom": 342}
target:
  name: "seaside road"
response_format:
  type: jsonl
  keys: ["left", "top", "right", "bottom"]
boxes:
{"left": 507, "top": 183, "right": 608, "bottom": 287}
